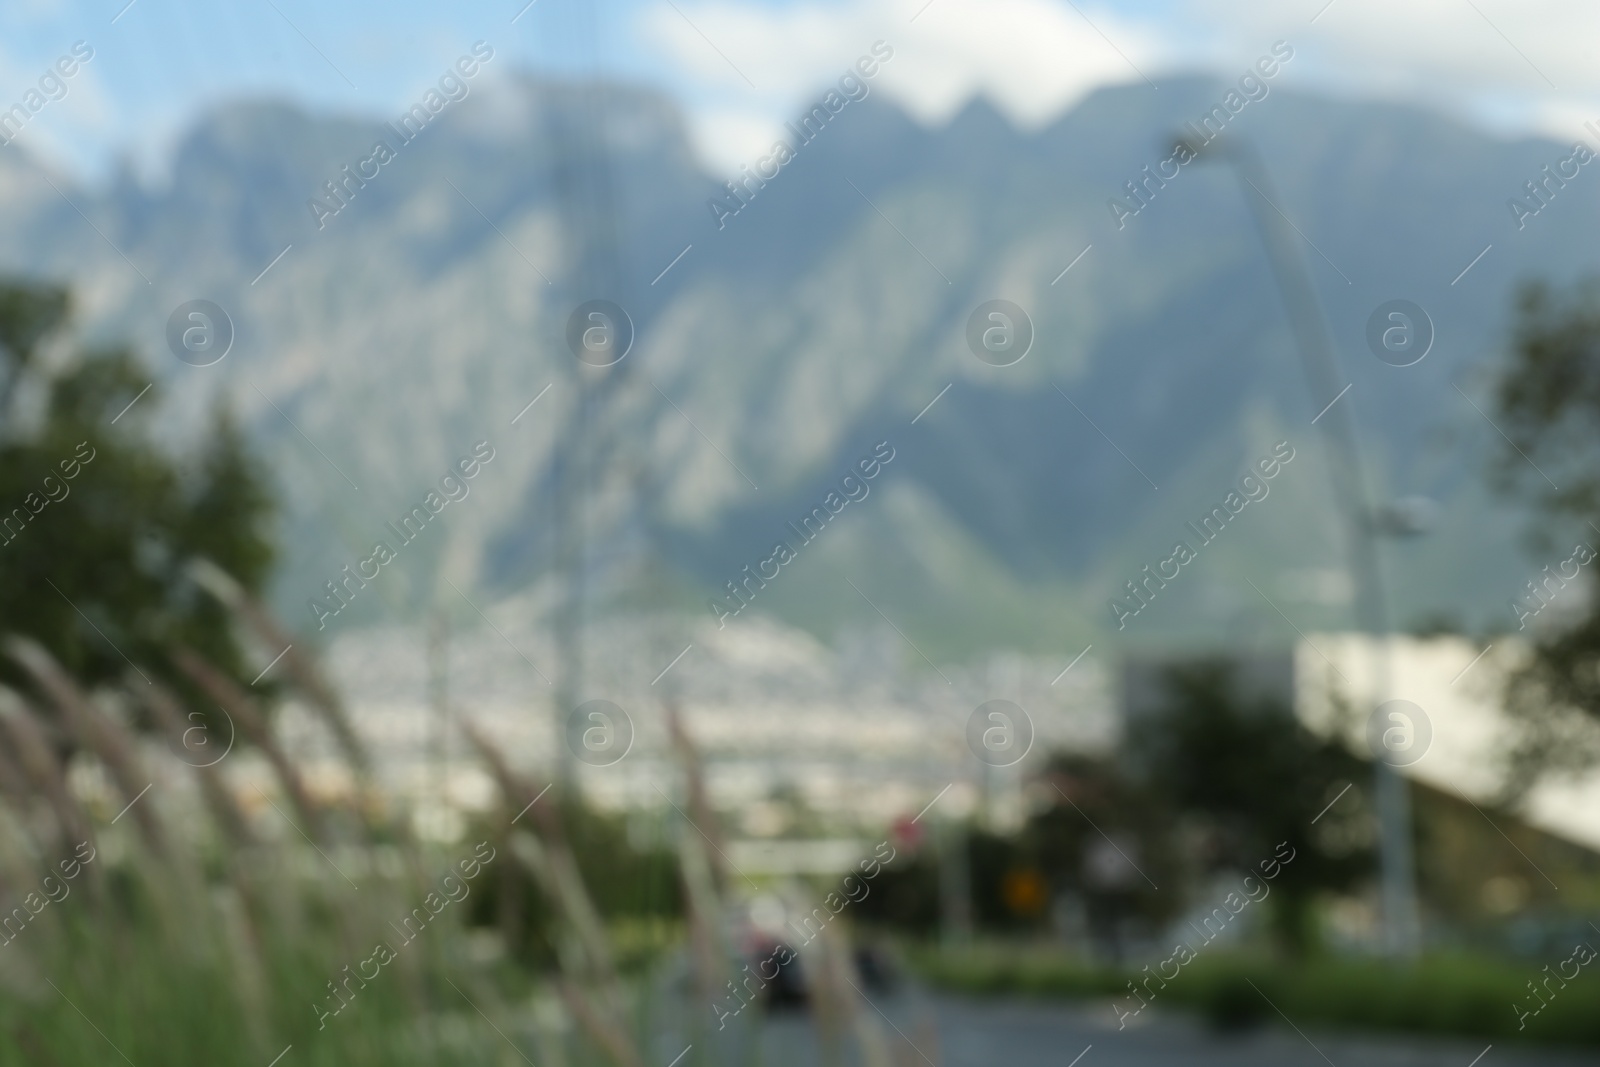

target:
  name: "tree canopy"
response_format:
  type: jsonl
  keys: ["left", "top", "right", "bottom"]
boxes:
{"left": 1123, "top": 661, "right": 1374, "bottom": 953}
{"left": 1492, "top": 278, "right": 1600, "bottom": 790}
{"left": 0, "top": 278, "right": 276, "bottom": 694}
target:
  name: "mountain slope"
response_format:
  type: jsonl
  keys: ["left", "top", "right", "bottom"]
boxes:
{"left": 0, "top": 72, "right": 1585, "bottom": 657}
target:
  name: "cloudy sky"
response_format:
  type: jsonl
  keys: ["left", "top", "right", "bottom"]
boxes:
{"left": 0, "top": 0, "right": 1595, "bottom": 180}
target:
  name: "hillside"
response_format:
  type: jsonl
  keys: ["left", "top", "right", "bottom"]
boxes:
{"left": 0, "top": 70, "right": 1584, "bottom": 659}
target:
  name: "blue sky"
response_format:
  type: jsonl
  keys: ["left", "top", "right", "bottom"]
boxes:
{"left": 0, "top": 0, "right": 676, "bottom": 176}
{"left": 3, "top": 0, "right": 1597, "bottom": 181}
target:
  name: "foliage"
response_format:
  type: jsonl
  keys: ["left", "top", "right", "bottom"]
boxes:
{"left": 1122, "top": 661, "right": 1375, "bottom": 954}
{"left": 465, "top": 804, "right": 684, "bottom": 970}
{"left": 913, "top": 943, "right": 1600, "bottom": 1046}
{"left": 861, "top": 665, "right": 1372, "bottom": 953}
{"left": 1493, "top": 278, "right": 1600, "bottom": 518}
{"left": 0, "top": 841, "right": 520, "bottom": 1067}
{"left": 907, "top": 942, "right": 1126, "bottom": 999}
{"left": 1490, "top": 277, "right": 1600, "bottom": 792}
{"left": 857, "top": 757, "right": 1181, "bottom": 945}
{"left": 852, "top": 846, "right": 942, "bottom": 933}
{"left": 0, "top": 278, "right": 275, "bottom": 696}
{"left": 1027, "top": 752, "right": 1180, "bottom": 935}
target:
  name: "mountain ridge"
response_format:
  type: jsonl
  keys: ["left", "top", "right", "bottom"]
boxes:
{"left": 0, "top": 70, "right": 1583, "bottom": 658}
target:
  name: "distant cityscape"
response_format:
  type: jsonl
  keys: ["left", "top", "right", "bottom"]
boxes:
{"left": 252, "top": 613, "right": 1600, "bottom": 864}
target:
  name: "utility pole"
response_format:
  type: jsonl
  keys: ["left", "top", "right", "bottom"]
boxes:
{"left": 939, "top": 813, "right": 973, "bottom": 948}
{"left": 427, "top": 610, "right": 450, "bottom": 810}
{"left": 546, "top": 1, "right": 629, "bottom": 799}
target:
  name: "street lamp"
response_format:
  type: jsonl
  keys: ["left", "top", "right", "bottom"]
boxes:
{"left": 1181, "top": 132, "right": 1422, "bottom": 957}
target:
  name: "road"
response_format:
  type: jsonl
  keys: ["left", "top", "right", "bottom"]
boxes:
{"left": 739, "top": 993, "right": 1593, "bottom": 1067}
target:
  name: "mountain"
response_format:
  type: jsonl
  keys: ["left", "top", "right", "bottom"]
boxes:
{"left": 0, "top": 70, "right": 1588, "bottom": 662}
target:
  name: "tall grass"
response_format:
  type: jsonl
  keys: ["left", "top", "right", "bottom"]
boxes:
{"left": 0, "top": 566, "right": 912, "bottom": 1067}
{"left": 0, "top": 573, "right": 594, "bottom": 1066}
{"left": 0, "top": 831, "right": 528, "bottom": 1065}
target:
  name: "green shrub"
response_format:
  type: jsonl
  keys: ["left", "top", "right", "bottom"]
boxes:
{"left": 910, "top": 944, "right": 1600, "bottom": 1047}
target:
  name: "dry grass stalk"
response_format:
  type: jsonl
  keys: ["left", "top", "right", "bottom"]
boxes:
{"left": 0, "top": 746, "right": 52, "bottom": 923}
{"left": 905, "top": 1014, "right": 942, "bottom": 1067}
{"left": 460, "top": 717, "right": 645, "bottom": 1067}
{"left": 0, "top": 685, "right": 94, "bottom": 850}
{"left": 528, "top": 992, "right": 573, "bottom": 1067}
{"left": 188, "top": 558, "right": 371, "bottom": 777}
{"left": 506, "top": 831, "right": 594, "bottom": 978}
{"left": 0, "top": 741, "right": 42, "bottom": 850}
{"left": 796, "top": 911, "right": 848, "bottom": 1065}
{"left": 3, "top": 643, "right": 215, "bottom": 959}
{"left": 5, "top": 636, "right": 168, "bottom": 856}
{"left": 461, "top": 725, "right": 616, "bottom": 983}
{"left": 0, "top": 740, "right": 30, "bottom": 807}
{"left": 211, "top": 884, "right": 272, "bottom": 1052}
{"left": 828, "top": 940, "right": 894, "bottom": 1067}
{"left": 136, "top": 671, "right": 281, "bottom": 1012}
{"left": 676, "top": 827, "right": 728, "bottom": 1015}
{"left": 798, "top": 900, "right": 925, "bottom": 1067}
{"left": 661, "top": 704, "right": 731, "bottom": 1012}
{"left": 0, "top": 743, "right": 64, "bottom": 920}
{"left": 172, "top": 646, "right": 328, "bottom": 843}
{"left": 138, "top": 677, "right": 256, "bottom": 848}
{"left": 0, "top": 785, "right": 48, "bottom": 903}
{"left": 186, "top": 561, "right": 434, "bottom": 897}
{"left": 664, "top": 704, "right": 729, "bottom": 888}
{"left": 556, "top": 979, "right": 646, "bottom": 1067}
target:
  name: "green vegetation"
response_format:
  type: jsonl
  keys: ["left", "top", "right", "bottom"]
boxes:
{"left": 464, "top": 803, "right": 684, "bottom": 970}
{"left": 0, "top": 734, "right": 700, "bottom": 1067}
{"left": 0, "top": 278, "right": 275, "bottom": 695}
{"left": 860, "top": 661, "right": 1373, "bottom": 957}
{"left": 0, "top": 279, "right": 699, "bottom": 1067}
{"left": 912, "top": 944, "right": 1600, "bottom": 1046}
{"left": 1123, "top": 661, "right": 1374, "bottom": 954}
{"left": 1, "top": 860, "right": 515, "bottom": 1067}
{"left": 1490, "top": 277, "right": 1600, "bottom": 794}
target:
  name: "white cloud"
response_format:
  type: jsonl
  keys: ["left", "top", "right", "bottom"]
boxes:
{"left": 684, "top": 105, "right": 790, "bottom": 173}
{"left": 1180, "top": 0, "right": 1600, "bottom": 139}
{"left": 1281, "top": 0, "right": 1580, "bottom": 91}
{"left": 640, "top": 0, "right": 1164, "bottom": 170}
{"left": 881, "top": 0, "right": 1158, "bottom": 124}
{"left": 641, "top": 0, "right": 1600, "bottom": 172}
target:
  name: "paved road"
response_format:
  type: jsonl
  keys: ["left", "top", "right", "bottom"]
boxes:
{"left": 742, "top": 993, "right": 1594, "bottom": 1067}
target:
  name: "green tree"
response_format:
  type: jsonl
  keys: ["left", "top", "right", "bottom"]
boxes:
{"left": 0, "top": 278, "right": 275, "bottom": 693}
{"left": 1029, "top": 753, "right": 1180, "bottom": 954}
{"left": 1490, "top": 278, "right": 1600, "bottom": 792}
{"left": 1125, "top": 661, "right": 1373, "bottom": 956}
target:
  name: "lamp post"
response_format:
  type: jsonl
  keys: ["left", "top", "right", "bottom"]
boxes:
{"left": 1184, "top": 133, "right": 1422, "bottom": 956}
